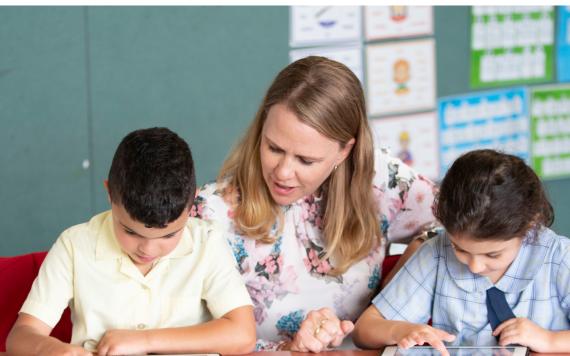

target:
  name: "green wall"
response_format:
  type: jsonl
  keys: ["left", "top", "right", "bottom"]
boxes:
{"left": 1, "top": 6, "right": 568, "bottom": 256}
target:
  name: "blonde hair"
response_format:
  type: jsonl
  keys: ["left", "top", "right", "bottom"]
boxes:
{"left": 219, "top": 56, "right": 380, "bottom": 275}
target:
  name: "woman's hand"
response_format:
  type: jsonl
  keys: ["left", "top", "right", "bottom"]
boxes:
{"left": 284, "top": 307, "right": 354, "bottom": 353}
{"left": 494, "top": 317, "right": 553, "bottom": 352}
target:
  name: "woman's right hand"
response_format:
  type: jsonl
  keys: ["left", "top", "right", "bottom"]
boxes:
{"left": 283, "top": 307, "right": 354, "bottom": 353}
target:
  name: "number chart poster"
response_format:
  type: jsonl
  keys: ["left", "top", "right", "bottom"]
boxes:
{"left": 364, "top": 6, "right": 433, "bottom": 41}
{"left": 371, "top": 112, "right": 439, "bottom": 180}
{"left": 530, "top": 85, "right": 570, "bottom": 179}
{"left": 289, "top": 6, "right": 362, "bottom": 47}
{"left": 470, "top": 6, "right": 554, "bottom": 88}
{"left": 438, "top": 87, "right": 530, "bottom": 175}
{"left": 366, "top": 39, "right": 435, "bottom": 117}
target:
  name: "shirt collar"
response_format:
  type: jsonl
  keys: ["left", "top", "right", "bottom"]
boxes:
{"left": 444, "top": 229, "right": 553, "bottom": 293}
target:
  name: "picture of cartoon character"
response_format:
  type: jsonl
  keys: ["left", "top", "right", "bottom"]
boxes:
{"left": 393, "top": 59, "right": 410, "bottom": 95}
{"left": 397, "top": 130, "right": 413, "bottom": 166}
{"left": 390, "top": 6, "right": 407, "bottom": 22}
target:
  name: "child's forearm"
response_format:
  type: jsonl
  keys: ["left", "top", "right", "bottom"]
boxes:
{"left": 7, "top": 324, "right": 81, "bottom": 356}
{"left": 353, "top": 305, "right": 412, "bottom": 348}
{"left": 143, "top": 306, "right": 255, "bottom": 355}
{"left": 546, "top": 330, "right": 570, "bottom": 352}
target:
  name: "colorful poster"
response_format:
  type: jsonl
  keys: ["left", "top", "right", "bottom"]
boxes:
{"left": 470, "top": 6, "right": 554, "bottom": 88}
{"left": 371, "top": 112, "right": 439, "bottom": 180}
{"left": 530, "top": 85, "right": 570, "bottom": 179}
{"left": 557, "top": 7, "right": 570, "bottom": 82}
{"left": 366, "top": 39, "right": 436, "bottom": 116}
{"left": 364, "top": 6, "right": 433, "bottom": 40}
{"left": 289, "top": 6, "right": 362, "bottom": 47}
{"left": 289, "top": 45, "right": 364, "bottom": 83}
{"left": 438, "top": 87, "right": 530, "bottom": 176}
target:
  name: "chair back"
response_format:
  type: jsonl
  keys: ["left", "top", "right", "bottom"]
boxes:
{"left": 0, "top": 251, "right": 72, "bottom": 351}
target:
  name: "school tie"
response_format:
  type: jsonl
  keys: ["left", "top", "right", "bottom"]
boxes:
{"left": 486, "top": 287, "right": 516, "bottom": 333}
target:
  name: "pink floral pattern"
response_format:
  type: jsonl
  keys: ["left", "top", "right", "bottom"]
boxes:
{"left": 192, "top": 148, "right": 437, "bottom": 350}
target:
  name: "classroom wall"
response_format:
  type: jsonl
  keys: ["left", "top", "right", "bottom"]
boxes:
{"left": 1, "top": 6, "right": 568, "bottom": 256}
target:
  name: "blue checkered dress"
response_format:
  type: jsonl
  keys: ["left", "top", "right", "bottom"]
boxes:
{"left": 372, "top": 228, "right": 570, "bottom": 345}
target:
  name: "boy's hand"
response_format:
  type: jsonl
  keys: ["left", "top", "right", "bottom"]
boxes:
{"left": 38, "top": 341, "right": 93, "bottom": 356}
{"left": 96, "top": 329, "right": 150, "bottom": 356}
{"left": 396, "top": 324, "right": 455, "bottom": 356}
{"left": 286, "top": 307, "right": 354, "bottom": 353}
{"left": 494, "top": 317, "right": 553, "bottom": 352}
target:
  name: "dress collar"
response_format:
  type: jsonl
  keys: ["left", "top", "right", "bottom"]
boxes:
{"left": 443, "top": 228, "right": 553, "bottom": 293}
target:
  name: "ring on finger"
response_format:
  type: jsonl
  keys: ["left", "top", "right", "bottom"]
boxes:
{"left": 314, "top": 325, "right": 322, "bottom": 337}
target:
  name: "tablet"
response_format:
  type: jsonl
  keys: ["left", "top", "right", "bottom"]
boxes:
{"left": 382, "top": 346, "right": 529, "bottom": 356}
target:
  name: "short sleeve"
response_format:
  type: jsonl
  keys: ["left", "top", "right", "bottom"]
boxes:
{"left": 20, "top": 232, "right": 74, "bottom": 327}
{"left": 556, "top": 241, "right": 570, "bottom": 320}
{"left": 373, "top": 148, "right": 437, "bottom": 242}
{"left": 372, "top": 239, "right": 438, "bottom": 323}
{"left": 201, "top": 223, "right": 253, "bottom": 318}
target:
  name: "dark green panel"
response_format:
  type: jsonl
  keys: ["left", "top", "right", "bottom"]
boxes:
{"left": 0, "top": 7, "right": 91, "bottom": 255}
{"left": 87, "top": 6, "right": 289, "bottom": 213}
{"left": 434, "top": 6, "right": 471, "bottom": 98}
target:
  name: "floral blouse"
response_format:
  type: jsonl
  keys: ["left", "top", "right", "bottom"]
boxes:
{"left": 191, "top": 148, "right": 437, "bottom": 350}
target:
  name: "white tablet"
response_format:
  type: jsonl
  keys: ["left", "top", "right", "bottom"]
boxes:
{"left": 382, "top": 346, "right": 529, "bottom": 356}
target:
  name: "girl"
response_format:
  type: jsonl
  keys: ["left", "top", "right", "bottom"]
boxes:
{"left": 353, "top": 149, "right": 570, "bottom": 354}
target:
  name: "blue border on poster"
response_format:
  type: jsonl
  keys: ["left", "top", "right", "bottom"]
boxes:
{"left": 557, "top": 7, "right": 570, "bottom": 82}
{"left": 437, "top": 87, "right": 530, "bottom": 177}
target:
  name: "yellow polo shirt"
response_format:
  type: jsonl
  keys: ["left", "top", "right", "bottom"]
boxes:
{"left": 20, "top": 211, "right": 252, "bottom": 348}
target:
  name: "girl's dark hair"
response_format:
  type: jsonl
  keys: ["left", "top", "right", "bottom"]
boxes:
{"left": 434, "top": 149, "right": 554, "bottom": 241}
{"left": 107, "top": 127, "right": 196, "bottom": 228}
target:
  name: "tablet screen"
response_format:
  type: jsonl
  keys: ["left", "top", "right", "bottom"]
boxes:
{"left": 390, "top": 346, "right": 525, "bottom": 356}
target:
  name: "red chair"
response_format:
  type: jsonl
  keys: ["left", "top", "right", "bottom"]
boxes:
{"left": 0, "top": 251, "right": 72, "bottom": 352}
{"left": 381, "top": 254, "right": 401, "bottom": 283}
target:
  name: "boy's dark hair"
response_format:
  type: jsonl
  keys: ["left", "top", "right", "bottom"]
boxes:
{"left": 434, "top": 149, "right": 554, "bottom": 241}
{"left": 107, "top": 127, "right": 196, "bottom": 228}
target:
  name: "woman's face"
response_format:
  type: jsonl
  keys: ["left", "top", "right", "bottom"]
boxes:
{"left": 259, "top": 103, "right": 353, "bottom": 206}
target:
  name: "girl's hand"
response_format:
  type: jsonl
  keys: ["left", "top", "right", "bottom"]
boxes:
{"left": 396, "top": 324, "right": 455, "bottom": 356}
{"left": 494, "top": 317, "right": 553, "bottom": 352}
{"left": 286, "top": 307, "right": 354, "bottom": 353}
{"left": 96, "top": 329, "right": 150, "bottom": 356}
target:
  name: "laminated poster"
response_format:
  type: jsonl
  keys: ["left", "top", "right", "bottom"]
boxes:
{"left": 557, "top": 7, "right": 570, "bottom": 82}
{"left": 530, "top": 85, "right": 570, "bottom": 179}
{"left": 470, "top": 6, "right": 554, "bottom": 88}
{"left": 366, "top": 39, "right": 436, "bottom": 116}
{"left": 364, "top": 6, "right": 433, "bottom": 40}
{"left": 289, "top": 45, "right": 364, "bottom": 83}
{"left": 438, "top": 87, "right": 530, "bottom": 176}
{"left": 371, "top": 112, "right": 440, "bottom": 180}
{"left": 290, "top": 6, "right": 362, "bottom": 47}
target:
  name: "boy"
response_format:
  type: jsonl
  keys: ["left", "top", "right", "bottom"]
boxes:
{"left": 7, "top": 128, "right": 255, "bottom": 356}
